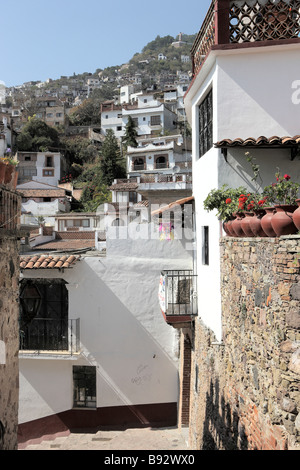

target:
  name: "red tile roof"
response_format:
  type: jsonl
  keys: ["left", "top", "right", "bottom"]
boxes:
{"left": 20, "top": 254, "right": 79, "bottom": 270}
{"left": 215, "top": 135, "right": 300, "bottom": 147}
{"left": 151, "top": 196, "right": 194, "bottom": 216}
{"left": 32, "top": 239, "right": 96, "bottom": 251}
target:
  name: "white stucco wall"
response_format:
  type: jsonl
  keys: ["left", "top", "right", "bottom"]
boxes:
{"left": 19, "top": 234, "right": 193, "bottom": 424}
{"left": 185, "top": 42, "right": 300, "bottom": 342}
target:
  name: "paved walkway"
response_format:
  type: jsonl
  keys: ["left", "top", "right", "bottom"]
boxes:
{"left": 20, "top": 426, "right": 190, "bottom": 451}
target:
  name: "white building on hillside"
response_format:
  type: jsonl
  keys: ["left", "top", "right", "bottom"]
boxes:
{"left": 101, "top": 93, "right": 177, "bottom": 139}
{"left": 17, "top": 151, "right": 66, "bottom": 187}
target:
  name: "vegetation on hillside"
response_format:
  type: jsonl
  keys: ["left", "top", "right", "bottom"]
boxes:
{"left": 12, "top": 33, "right": 195, "bottom": 212}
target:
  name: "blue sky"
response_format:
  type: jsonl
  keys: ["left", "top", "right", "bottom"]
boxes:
{"left": 2, "top": 0, "right": 212, "bottom": 87}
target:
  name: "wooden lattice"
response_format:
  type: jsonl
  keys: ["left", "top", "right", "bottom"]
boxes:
{"left": 229, "top": 0, "right": 300, "bottom": 42}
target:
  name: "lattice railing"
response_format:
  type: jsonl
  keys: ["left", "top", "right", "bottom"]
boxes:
{"left": 191, "top": 0, "right": 300, "bottom": 76}
{"left": 229, "top": 0, "right": 300, "bottom": 42}
{"left": 191, "top": 0, "right": 216, "bottom": 76}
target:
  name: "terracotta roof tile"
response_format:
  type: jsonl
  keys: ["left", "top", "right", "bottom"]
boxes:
{"left": 215, "top": 135, "right": 300, "bottom": 148}
{"left": 151, "top": 196, "right": 194, "bottom": 216}
{"left": 20, "top": 254, "right": 79, "bottom": 270}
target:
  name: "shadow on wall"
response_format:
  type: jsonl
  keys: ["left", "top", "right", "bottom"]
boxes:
{"left": 202, "top": 379, "right": 248, "bottom": 451}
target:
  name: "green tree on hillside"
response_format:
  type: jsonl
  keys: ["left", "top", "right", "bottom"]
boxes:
{"left": 68, "top": 99, "right": 101, "bottom": 126}
{"left": 16, "top": 118, "right": 60, "bottom": 152}
{"left": 99, "top": 129, "right": 126, "bottom": 186}
{"left": 122, "top": 116, "right": 138, "bottom": 150}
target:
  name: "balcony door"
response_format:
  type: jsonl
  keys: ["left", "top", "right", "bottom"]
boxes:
{"left": 20, "top": 279, "right": 68, "bottom": 351}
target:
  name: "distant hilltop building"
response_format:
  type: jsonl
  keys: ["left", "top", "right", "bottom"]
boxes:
{"left": 172, "top": 33, "right": 187, "bottom": 48}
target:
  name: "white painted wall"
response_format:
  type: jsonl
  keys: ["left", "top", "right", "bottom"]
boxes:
{"left": 22, "top": 199, "right": 70, "bottom": 217}
{"left": 185, "top": 42, "right": 300, "bottom": 342}
{"left": 32, "top": 152, "right": 62, "bottom": 186}
{"left": 19, "top": 234, "right": 193, "bottom": 424}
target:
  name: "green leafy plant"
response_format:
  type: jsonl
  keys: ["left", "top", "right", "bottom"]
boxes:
{"left": 263, "top": 170, "right": 300, "bottom": 205}
{"left": 203, "top": 185, "right": 248, "bottom": 221}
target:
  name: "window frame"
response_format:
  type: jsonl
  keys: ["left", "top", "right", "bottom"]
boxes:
{"left": 198, "top": 89, "right": 213, "bottom": 158}
{"left": 73, "top": 365, "right": 97, "bottom": 409}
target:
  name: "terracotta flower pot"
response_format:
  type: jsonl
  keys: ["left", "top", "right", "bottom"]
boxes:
{"left": 223, "top": 221, "right": 231, "bottom": 236}
{"left": 292, "top": 199, "right": 300, "bottom": 230}
{"left": 271, "top": 205, "right": 298, "bottom": 236}
{"left": 249, "top": 209, "right": 267, "bottom": 237}
{"left": 227, "top": 218, "right": 236, "bottom": 237}
{"left": 261, "top": 207, "right": 277, "bottom": 237}
{"left": 241, "top": 212, "right": 255, "bottom": 237}
{"left": 231, "top": 212, "right": 245, "bottom": 237}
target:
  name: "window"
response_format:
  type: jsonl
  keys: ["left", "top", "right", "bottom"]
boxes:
{"left": 198, "top": 89, "right": 213, "bottom": 158}
{"left": 73, "top": 366, "right": 96, "bottom": 408}
{"left": 43, "top": 169, "right": 54, "bottom": 176}
{"left": 129, "top": 191, "right": 138, "bottom": 203}
{"left": 117, "top": 126, "right": 122, "bottom": 131}
{"left": 45, "top": 156, "right": 53, "bottom": 167}
{"left": 133, "top": 158, "right": 144, "bottom": 171}
{"left": 22, "top": 168, "right": 37, "bottom": 177}
{"left": 65, "top": 219, "right": 90, "bottom": 228}
{"left": 155, "top": 156, "right": 167, "bottom": 169}
{"left": 150, "top": 115, "right": 161, "bottom": 126}
{"left": 202, "top": 226, "right": 209, "bottom": 265}
{"left": 24, "top": 156, "right": 31, "bottom": 161}
{"left": 19, "top": 279, "right": 68, "bottom": 351}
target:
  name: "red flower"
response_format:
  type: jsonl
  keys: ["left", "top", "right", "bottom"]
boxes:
{"left": 284, "top": 174, "right": 291, "bottom": 180}
{"left": 226, "top": 198, "right": 232, "bottom": 204}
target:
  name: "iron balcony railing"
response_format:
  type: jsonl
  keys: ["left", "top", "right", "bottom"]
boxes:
{"left": 160, "top": 270, "right": 198, "bottom": 317}
{"left": 19, "top": 318, "right": 80, "bottom": 355}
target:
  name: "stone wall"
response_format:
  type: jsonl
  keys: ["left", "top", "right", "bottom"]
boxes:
{"left": 0, "top": 187, "right": 21, "bottom": 450}
{"left": 189, "top": 236, "right": 300, "bottom": 450}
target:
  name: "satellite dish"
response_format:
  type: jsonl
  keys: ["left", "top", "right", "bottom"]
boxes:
{"left": 172, "top": 165, "right": 180, "bottom": 174}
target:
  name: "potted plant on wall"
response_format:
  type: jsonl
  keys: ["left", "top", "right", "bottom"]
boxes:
{"left": 203, "top": 185, "right": 248, "bottom": 236}
{"left": 263, "top": 171, "right": 300, "bottom": 236}
{"left": 0, "top": 149, "right": 18, "bottom": 190}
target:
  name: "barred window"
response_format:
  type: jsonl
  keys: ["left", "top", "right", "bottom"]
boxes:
{"left": 198, "top": 89, "right": 213, "bottom": 158}
{"left": 73, "top": 366, "right": 96, "bottom": 408}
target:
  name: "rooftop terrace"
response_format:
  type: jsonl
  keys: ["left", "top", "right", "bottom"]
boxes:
{"left": 191, "top": 0, "right": 300, "bottom": 77}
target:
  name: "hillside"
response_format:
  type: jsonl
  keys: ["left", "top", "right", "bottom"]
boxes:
{"left": 35, "top": 33, "right": 196, "bottom": 93}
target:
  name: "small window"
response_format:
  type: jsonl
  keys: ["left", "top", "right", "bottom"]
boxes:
{"left": 129, "top": 191, "right": 137, "bottom": 203}
{"left": 155, "top": 156, "right": 167, "bottom": 169}
{"left": 150, "top": 115, "right": 161, "bottom": 126}
{"left": 46, "top": 156, "right": 53, "bottom": 167}
{"left": 202, "top": 226, "right": 209, "bottom": 265}
{"left": 133, "top": 158, "right": 144, "bottom": 171}
{"left": 73, "top": 366, "right": 96, "bottom": 408}
{"left": 24, "top": 156, "right": 31, "bottom": 161}
{"left": 43, "top": 169, "right": 54, "bottom": 177}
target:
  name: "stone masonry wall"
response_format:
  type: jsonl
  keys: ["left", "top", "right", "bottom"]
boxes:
{"left": 189, "top": 237, "right": 300, "bottom": 450}
{"left": 0, "top": 234, "right": 20, "bottom": 450}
